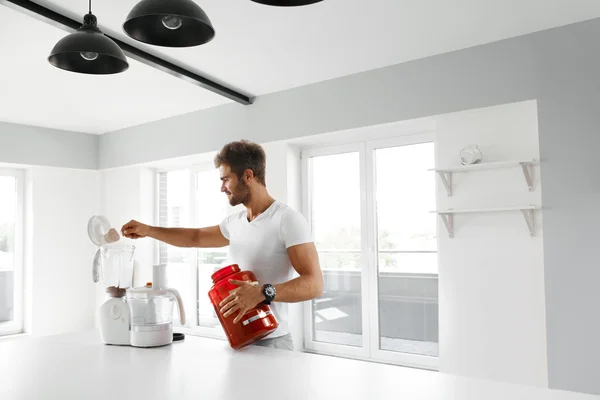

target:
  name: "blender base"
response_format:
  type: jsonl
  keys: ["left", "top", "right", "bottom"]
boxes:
{"left": 99, "top": 297, "right": 130, "bottom": 346}
{"left": 130, "top": 323, "right": 173, "bottom": 347}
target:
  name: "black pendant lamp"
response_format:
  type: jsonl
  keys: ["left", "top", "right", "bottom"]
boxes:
{"left": 123, "top": 0, "right": 215, "bottom": 47}
{"left": 48, "top": 0, "right": 128, "bottom": 74}
{"left": 250, "top": 0, "right": 323, "bottom": 5}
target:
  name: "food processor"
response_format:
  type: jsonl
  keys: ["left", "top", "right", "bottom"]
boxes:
{"left": 88, "top": 215, "right": 186, "bottom": 347}
{"left": 126, "top": 265, "right": 186, "bottom": 347}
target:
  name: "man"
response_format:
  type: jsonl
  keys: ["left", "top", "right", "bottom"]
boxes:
{"left": 121, "top": 140, "right": 324, "bottom": 351}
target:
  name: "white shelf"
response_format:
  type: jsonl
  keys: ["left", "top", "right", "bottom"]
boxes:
{"left": 432, "top": 205, "right": 538, "bottom": 214}
{"left": 431, "top": 205, "right": 540, "bottom": 238}
{"left": 430, "top": 160, "right": 538, "bottom": 173}
{"left": 430, "top": 160, "right": 538, "bottom": 196}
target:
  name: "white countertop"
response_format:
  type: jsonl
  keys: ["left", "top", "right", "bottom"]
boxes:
{"left": 0, "top": 330, "right": 597, "bottom": 400}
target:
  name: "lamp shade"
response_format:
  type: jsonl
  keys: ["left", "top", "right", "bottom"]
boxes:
{"left": 48, "top": 14, "right": 128, "bottom": 75}
{"left": 123, "top": 0, "right": 215, "bottom": 47}
{"left": 250, "top": 0, "right": 323, "bottom": 5}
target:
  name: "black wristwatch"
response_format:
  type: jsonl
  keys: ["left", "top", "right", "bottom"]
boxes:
{"left": 262, "top": 284, "right": 277, "bottom": 305}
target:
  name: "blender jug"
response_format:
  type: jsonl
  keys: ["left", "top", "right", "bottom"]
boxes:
{"left": 99, "top": 244, "right": 135, "bottom": 290}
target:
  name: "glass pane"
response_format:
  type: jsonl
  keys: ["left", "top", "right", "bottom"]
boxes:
{"left": 310, "top": 152, "right": 363, "bottom": 347}
{"left": 196, "top": 169, "right": 229, "bottom": 329}
{"left": 374, "top": 143, "right": 439, "bottom": 356}
{"left": 0, "top": 176, "right": 17, "bottom": 324}
{"left": 375, "top": 143, "right": 437, "bottom": 252}
{"left": 159, "top": 170, "right": 192, "bottom": 327}
{"left": 159, "top": 170, "right": 192, "bottom": 265}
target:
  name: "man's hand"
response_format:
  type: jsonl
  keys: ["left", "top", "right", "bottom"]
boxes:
{"left": 121, "top": 220, "right": 152, "bottom": 239}
{"left": 219, "top": 280, "right": 264, "bottom": 324}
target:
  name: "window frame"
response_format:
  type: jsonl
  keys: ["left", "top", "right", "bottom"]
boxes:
{"left": 0, "top": 168, "right": 25, "bottom": 337}
{"left": 301, "top": 133, "right": 439, "bottom": 370}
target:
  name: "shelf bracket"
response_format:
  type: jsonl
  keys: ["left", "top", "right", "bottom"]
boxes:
{"left": 439, "top": 213, "right": 454, "bottom": 238}
{"left": 521, "top": 163, "right": 534, "bottom": 192}
{"left": 521, "top": 209, "right": 535, "bottom": 237}
{"left": 437, "top": 171, "right": 452, "bottom": 197}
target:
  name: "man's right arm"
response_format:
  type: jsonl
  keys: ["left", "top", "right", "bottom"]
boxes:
{"left": 121, "top": 220, "right": 228, "bottom": 248}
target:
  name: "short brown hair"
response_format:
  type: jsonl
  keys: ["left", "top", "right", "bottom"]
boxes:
{"left": 214, "top": 140, "right": 267, "bottom": 185}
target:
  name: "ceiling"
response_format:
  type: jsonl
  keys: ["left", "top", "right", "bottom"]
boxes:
{"left": 2, "top": 0, "right": 600, "bottom": 135}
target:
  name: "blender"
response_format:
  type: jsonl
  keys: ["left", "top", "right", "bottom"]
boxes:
{"left": 88, "top": 216, "right": 186, "bottom": 347}
{"left": 97, "top": 244, "right": 136, "bottom": 345}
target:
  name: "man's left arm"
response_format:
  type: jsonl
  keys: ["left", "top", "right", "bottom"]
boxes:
{"left": 273, "top": 242, "right": 324, "bottom": 303}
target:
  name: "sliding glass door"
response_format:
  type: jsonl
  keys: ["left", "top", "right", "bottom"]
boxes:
{"left": 303, "top": 135, "right": 438, "bottom": 369}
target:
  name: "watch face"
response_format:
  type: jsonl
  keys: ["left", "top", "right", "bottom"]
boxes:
{"left": 265, "top": 286, "right": 276, "bottom": 297}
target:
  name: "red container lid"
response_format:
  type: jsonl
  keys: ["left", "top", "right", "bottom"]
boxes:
{"left": 211, "top": 264, "right": 241, "bottom": 283}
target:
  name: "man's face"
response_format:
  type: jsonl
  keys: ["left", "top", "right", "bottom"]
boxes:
{"left": 219, "top": 164, "right": 250, "bottom": 206}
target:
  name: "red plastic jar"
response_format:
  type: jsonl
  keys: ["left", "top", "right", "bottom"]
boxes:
{"left": 208, "top": 264, "right": 278, "bottom": 350}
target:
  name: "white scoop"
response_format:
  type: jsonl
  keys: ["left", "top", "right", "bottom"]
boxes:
{"left": 88, "top": 215, "right": 121, "bottom": 283}
{"left": 88, "top": 215, "right": 120, "bottom": 246}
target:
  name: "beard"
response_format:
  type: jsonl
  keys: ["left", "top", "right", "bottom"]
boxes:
{"left": 227, "top": 179, "right": 251, "bottom": 206}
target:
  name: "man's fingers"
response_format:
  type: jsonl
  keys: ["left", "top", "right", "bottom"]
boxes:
{"left": 223, "top": 304, "right": 240, "bottom": 318}
{"left": 229, "top": 280, "right": 259, "bottom": 287}
{"left": 219, "top": 292, "right": 237, "bottom": 308}
{"left": 220, "top": 297, "right": 238, "bottom": 314}
{"left": 229, "top": 279, "right": 249, "bottom": 287}
{"left": 233, "top": 308, "right": 249, "bottom": 324}
{"left": 122, "top": 227, "right": 143, "bottom": 239}
{"left": 121, "top": 221, "right": 139, "bottom": 237}
{"left": 233, "top": 312, "right": 242, "bottom": 324}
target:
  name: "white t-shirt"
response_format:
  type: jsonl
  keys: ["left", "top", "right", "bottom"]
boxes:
{"left": 219, "top": 200, "right": 313, "bottom": 338}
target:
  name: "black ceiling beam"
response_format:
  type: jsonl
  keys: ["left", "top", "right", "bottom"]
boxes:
{"left": 0, "top": 0, "right": 253, "bottom": 105}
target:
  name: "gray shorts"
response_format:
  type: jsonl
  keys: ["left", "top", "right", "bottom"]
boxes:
{"left": 252, "top": 333, "right": 295, "bottom": 351}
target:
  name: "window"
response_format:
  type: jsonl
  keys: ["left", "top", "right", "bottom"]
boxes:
{"left": 157, "top": 169, "right": 194, "bottom": 329}
{"left": 0, "top": 169, "right": 24, "bottom": 336}
{"left": 157, "top": 166, "right": 240, "bottom": 338}
{"left": 195, "top": 169, "right": 231, "bottom": 330}
{"left": 302, "top": 134, "right": 438, "bottom": 369}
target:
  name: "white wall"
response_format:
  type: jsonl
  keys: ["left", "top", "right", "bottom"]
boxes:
{"left": 98, "top": 167, "right": 155, "bottom": 311}
{"left": 435, "top": 101, "right": 547, "bottom": 387}
{"left": 263, "top": 141, "right": 289, "bottom": 202}
{"left": 26, "top": 167, "right": 101, "bottom": 336}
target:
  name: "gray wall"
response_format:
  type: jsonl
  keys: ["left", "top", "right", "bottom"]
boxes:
{"left": 97, "top": 19, "right": 600, "bottom": 394}
{"left": 535, "top": 24, "right": 600, "bottom": 395}
{"left": 0, "top": 122, "right": 98, "bottom": 170}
